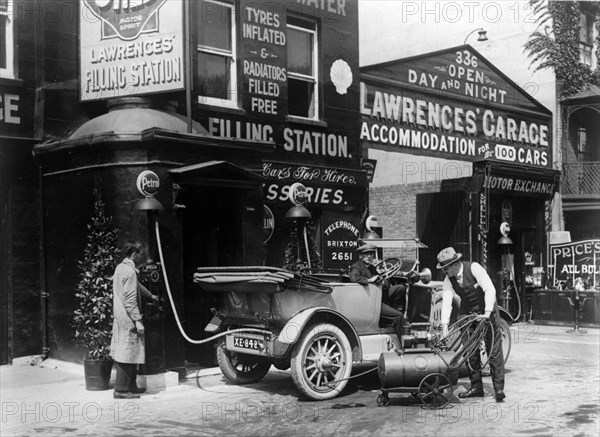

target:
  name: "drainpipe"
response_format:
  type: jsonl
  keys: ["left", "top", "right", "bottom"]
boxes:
{"left": 39, "top": 166, "right": 49, "bottom": 359}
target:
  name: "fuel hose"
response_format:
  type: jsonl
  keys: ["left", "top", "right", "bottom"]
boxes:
{"left": 155, "top": 219, "right": 272, "bottom": 344}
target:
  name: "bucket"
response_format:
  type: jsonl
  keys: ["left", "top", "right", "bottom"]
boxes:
{"left": 84, "top": 359, "right": 113, "bottom": 390}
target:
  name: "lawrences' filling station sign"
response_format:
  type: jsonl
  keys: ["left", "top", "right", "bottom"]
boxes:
{"left": 80, "top": 0, "right": 185, "bottom": 101}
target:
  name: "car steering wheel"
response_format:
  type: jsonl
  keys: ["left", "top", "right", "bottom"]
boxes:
{"left": 375, "top": 258, "right": 402, "bottom": 280}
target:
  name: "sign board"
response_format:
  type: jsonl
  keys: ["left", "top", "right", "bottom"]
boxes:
{"left": 80, "top": 0, "right": 185, "bottom": 101}
{"left": 1, "top": 88, "right": 34, "bottom": 139}
{"left": 261, "top": 161, "right": 367, "bottom": 211}
{"left": 136, "top": 170, "right": 160, "bottom": 196}
{"left": 263, "top": 205, "right": 275, "bottom": 243}
{"left": 323, "top": 220, "right": 360, "bottom": 271}
{"left": 360, "top": 158, "right": 377, "bottom": 183}
{"left": 360, "top": 47, "right": 552, "bottom": 169}
{"left": 550, "top": 239, "right": 600, "bottom": 289}
{"left": 239, "top": 2, "right": 287, "bottom": 116}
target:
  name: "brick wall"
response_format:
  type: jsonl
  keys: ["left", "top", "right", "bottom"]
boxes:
{"left": 369, "top": 181, "right": 441, "bottom": 261}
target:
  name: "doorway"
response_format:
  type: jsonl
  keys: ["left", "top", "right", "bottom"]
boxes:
{"left": 182, "top": 185, "right": 246, "bottom": 365}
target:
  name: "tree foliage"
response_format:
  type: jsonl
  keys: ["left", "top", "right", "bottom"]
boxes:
{"left": 524, "top": 0, "right": 600, "bottom": 98}
{"left": 284, "top": 219, "right": 322, "bottom": 272}
{"left": 72, "top": 186, "right": 120, "bottom": 360}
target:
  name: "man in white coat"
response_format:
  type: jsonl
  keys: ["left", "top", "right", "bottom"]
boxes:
{"left": 111, "top": 241, "right": 158, "bottom": 399}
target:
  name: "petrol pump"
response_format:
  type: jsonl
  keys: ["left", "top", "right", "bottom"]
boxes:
{"left": 134, "top": 170, "right": 167, "bottom": 375}
{"left": 497, "top": 220, "right": 522, "bottom": 321}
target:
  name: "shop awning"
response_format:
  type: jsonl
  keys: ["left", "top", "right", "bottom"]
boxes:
{"left": 472, "top": 161, "right": 561, "bottom": 199}
{"left": 170, "top": 161, "right": 265, "bottom": 188}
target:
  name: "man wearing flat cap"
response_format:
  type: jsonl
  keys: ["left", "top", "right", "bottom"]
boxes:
{"left": 437, "top": 246, "right": 506, "bottom": 402}
{"left": 350, "top": 243, "right": 407, "bottom": 348}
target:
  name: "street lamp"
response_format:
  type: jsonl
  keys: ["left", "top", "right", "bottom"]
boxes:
{"left": 464, "top": 28, "right": 488, "bottom": 45}
{"left": 286, "top": 183, "right": 312, "bottom": 270}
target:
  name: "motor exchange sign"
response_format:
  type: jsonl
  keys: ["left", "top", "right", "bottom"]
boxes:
{"left": 80, "top": 0, "right": 184, "bottom": 101}
{"left": 360, "top": 47, "right": 552, "bottom": 169}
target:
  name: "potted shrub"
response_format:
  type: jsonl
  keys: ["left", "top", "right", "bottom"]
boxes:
{"left": 72, "top": 186, "right": 120, "bottom": 390}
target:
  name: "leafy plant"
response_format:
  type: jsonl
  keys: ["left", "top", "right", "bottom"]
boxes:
{"left": 524, "top": 1, "right": 600, "bottom": 98}
{"left": 72, "top": 186, "right": 120, "bottom": 360}
{"left": 284, "top": 219, "right": 322, "bottom": 272}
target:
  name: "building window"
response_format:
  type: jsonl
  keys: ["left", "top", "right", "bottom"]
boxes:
{"left": 577, "top": 127, "right": 589, "bottom": 162}
{"left": 287, "top": 16, "right": 318, "bottom": 119}
{"left": 0, "top": 0, "right": 15, "bottom": 78}
{"left": 579, "top": 10, "right": 595, "bottom": 68}
{"left": 197, "top": 0, "right": 237, "bottom": 107}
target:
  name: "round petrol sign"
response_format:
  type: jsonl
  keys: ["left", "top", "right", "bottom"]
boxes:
{"left": 263, "top": 205, "right": 275, "bottom": 243}
{"left": 365, "top": 215, "right": 379, "bottom": 232}
{"left": 136, "top": 170, "right": 160, "bottom": 197}
{"left": 290, "top": 182, "right": 308, "bottom": 206}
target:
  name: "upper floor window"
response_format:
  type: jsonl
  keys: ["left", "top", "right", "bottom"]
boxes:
{"left": 0, "top": 0, "right": 15, "bottom": 79}
{"left": 287, "top": 16, "right": 318, "bottom": 120}
{"left": 579, "top": 10, "right": 596, "bottom": 68}
{"left": 577, "top": 127, "right": 590, "bottom": 162}
{"left": 197, "top": 0, "right": 237, "bottom": 107}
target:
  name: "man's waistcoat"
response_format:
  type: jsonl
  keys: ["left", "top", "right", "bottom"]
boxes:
{"left": 449, "top": 261, "right": 485, "bottom": 313}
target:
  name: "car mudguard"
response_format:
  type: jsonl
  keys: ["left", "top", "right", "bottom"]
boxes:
{"left": 275, "top": 307, "right": 362, "bottom": 361}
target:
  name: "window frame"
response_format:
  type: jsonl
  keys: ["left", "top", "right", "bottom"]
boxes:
{"left": 577, "top": 127, "right": 590, "bottom": 162}
{"left": 287, "top": 21, "right": 319, "bottom": 120}
{"left": 0, "top": 0, "right": 15, "bottom": 79}
{"left": 197, "top": 0, "right": 238, "bottom": 108}
{"left": 578, "top": 9, "right": 597, "bottom": 68}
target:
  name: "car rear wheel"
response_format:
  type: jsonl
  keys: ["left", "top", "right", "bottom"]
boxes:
{"left": 290, "top": 323, "right": 353, "bottom": 400}
{"left": 217, "top": 340, "right": 271, "bottom": 384}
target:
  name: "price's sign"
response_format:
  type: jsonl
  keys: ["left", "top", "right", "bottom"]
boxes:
{"left": 550, "top": 239, "right": 600, "bottom": 289}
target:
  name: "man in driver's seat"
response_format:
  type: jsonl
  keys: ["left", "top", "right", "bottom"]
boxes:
{"left": 349, "top": 243, "right": 408, "bottom": 348}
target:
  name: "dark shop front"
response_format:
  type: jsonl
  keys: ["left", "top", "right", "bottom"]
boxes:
{"left": 28, "top": 0, "right": 364, "bottom": 373}
{"left": 361, "top": 46, "right": 560, "bottom": 322}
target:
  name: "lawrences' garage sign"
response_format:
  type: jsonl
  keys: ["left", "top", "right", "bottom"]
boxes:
{"left": 80, "top": 0, "right": 184, "bottom": 101}
{"left": 360, "top": 47, "right": 553, "bottom": 169}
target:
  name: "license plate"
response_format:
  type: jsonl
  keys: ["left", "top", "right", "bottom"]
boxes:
{"left": 232, "top": 336, "right": 264, "bottom": 351}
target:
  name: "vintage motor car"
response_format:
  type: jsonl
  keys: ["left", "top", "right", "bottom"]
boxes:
{"left": 194, "top": 239, "right": 512, "bottom": 401}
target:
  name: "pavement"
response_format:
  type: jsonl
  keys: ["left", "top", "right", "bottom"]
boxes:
{"left": 1, "top": 323, "right": 599, "bottom": 436}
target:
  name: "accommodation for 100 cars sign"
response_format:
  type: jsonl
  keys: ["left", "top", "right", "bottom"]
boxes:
{"left": 80, "top": 0, "right": 185, "bottom": 101}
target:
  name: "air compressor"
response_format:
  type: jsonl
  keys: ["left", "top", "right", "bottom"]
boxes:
{"left": 375, "top": 316, "right": 492, "bottom": 409}
{"left": 376, "top": 349, "right": 459, "bottom": 409}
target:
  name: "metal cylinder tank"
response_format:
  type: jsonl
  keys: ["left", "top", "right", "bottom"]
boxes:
{"left": 378, "top": 350, "right": 458, "bottom": 388}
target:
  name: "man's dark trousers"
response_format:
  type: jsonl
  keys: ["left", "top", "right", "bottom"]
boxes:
{"left": 467, "top": 310, "right": 505, "bottom": 392}
{"left": 114, "top": 361, "right": 139, "bottom": 393}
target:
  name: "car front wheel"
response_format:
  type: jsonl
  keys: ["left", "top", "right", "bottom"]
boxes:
{"left": 290, "top": 323, "right": 353, "bottom": 400}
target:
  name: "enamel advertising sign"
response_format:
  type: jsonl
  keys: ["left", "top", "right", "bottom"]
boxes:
{"left": 80, "top": 0, "right": 184, "bottom": 101}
